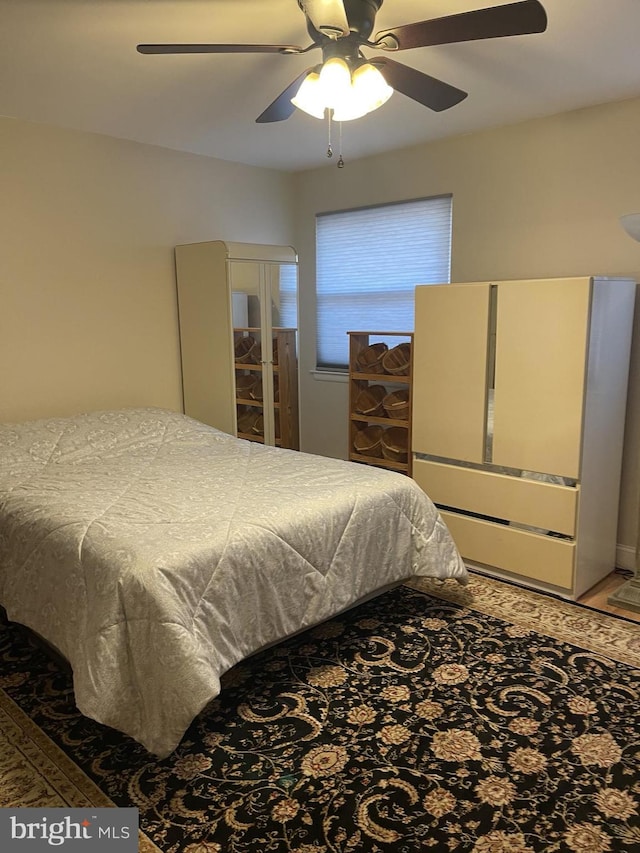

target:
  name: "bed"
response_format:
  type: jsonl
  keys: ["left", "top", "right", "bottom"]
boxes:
{"left": 0, "top": 407, "right": 467, "bottom": 757}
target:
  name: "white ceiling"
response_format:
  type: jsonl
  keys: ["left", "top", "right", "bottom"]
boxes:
{"left": 2, "top": 0, "right": 640, "bottom": 173}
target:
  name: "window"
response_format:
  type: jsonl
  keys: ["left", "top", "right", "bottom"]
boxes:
{"left": 315, "top": 195, "right": 452, "bottom": 370}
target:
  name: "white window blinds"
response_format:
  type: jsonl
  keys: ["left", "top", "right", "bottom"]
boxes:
{"left": 316, "top": 195, "right": 452, "bottom": 369}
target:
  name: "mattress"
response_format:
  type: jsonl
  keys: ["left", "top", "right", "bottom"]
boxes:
{"left": 0, "top": 407, "right": 467, "bottom": 757}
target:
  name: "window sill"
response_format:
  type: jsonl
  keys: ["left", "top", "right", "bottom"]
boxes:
{"left": 310, "top": 369, "right": 348, "bottom": 383}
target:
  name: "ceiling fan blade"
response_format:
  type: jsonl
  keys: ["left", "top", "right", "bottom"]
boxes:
{"left": 137, "top": 43, "right": 304, "bottom": 55}
{"left": 375, "top": 0, "right": 547, "bottom": 51}
{"left": 374, "top": 57, "right": 467, "bottom": 112}
{"left": 298, "top": 0, "right": 350, "bottom": 37}
{"left": 256, "top": 69, "right": 315, "bottom": 123}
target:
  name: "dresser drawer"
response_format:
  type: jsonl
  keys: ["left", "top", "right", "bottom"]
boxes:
{"left": 441, "top": 510, "right": 575, "bottom": 590}
{"left": 414, "top": 458, "right": 577, "bottom": 536}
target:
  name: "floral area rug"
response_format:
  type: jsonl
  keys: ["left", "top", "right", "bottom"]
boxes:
{"left": 0, "top": 635, "right": 161, "bottom": 852}
{"left": 1, "top": 575, "right": 639, "bottom": 853}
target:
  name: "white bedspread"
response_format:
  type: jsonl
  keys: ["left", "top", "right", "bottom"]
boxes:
{"left": 0, "top": 408, "right": 466, "bottom": 757}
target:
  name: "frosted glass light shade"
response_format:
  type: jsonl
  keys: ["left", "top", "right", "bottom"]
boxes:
{"left": 620, "top": 213, "right": 640, "bottom": 242}
{"left": 319, "top": 58, "right": 352, "bottom": 109}
{"left": 332, "top": 63, "right": 392, "bottom": 121}
{"left": 351, "top": 63, "right": 393, "bottom": 111}
{"left": 291, "top": 71, "right": 325, "bottom": 119}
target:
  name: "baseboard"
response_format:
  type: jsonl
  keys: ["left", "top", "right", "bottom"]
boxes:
{"left": 616, "top": 543, "right": 636, "bottom": 573}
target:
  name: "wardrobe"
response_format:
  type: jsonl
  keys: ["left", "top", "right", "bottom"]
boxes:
{"left": 412, "top": 276, "right": 635, "bottom": 599}
{"left": 175, "top": 240, "right": 299, "bottom": 448}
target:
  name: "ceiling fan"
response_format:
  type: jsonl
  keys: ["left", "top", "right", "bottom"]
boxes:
{"left": 137, "top": 0, "right": 548, "bottom": 123}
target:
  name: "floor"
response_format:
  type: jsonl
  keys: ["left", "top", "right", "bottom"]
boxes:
{"left": 578, "top": 569, "right": 640, "bottom": 622}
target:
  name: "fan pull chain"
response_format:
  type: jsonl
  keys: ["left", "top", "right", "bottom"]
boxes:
{"left": 325, "top": 111, "right": 344, "bottom": 168}
{"left": 337, "top": 122, "right": 344, "bottom": 168}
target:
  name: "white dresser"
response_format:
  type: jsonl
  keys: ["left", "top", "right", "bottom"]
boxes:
{"left": 412, "top": 276, "right": 635, "bottom": 599}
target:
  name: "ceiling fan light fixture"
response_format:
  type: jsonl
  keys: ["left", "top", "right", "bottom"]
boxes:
{"left": 291, "top": 57, "right": 393, "bottom": 121}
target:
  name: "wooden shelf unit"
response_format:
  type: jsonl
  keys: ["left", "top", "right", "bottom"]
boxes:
{"left": 348, "top": 331, "right": 413, "bottom": 475}
{"left": 234, "top": 327, "right": 299, "bottom": 449}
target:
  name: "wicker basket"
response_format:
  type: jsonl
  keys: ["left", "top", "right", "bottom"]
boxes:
{"left": 355, "top": 342, "right": 388, "bottom": 374}
{"left": 251, "top": 413, "right": 264, "bottom": 436}
{"left": 250, "top": 377, "right": 263, "bottom": 401}
{"left": 382, "top": 389, "right": 409, "bottom": 420}
{"left": 237, "top": 407, "right": 258, "bottom": 434}
{"left": 236, "top": 374, "right": 258, "bottom": 399}
{"left": 382, "top": 341, "right": 411, "bottom": 375}
{"left": 381, "top": 427, "right": 409, "bottom": 462}
{"left": 354, "top": 384, "right": 387, "bottom": 417}
{"left": 235, "top": 335, "right": 258, "bottom": 364}
{"left": 353, "top": 424, "right": 384, "bottom": 457}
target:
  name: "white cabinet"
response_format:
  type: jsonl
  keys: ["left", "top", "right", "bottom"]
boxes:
{"left": 175, "top": 241, "right": 299, "bottom": 449}
{"left": 412, "top": 276, "right": 635, "bottom": 599}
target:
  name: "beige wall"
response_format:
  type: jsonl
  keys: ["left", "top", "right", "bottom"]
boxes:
{"left": 293, "top": 96, "right": 640, "bottom": 560}
{"left": 1, "top": 116, "right": 295, "bottom": 423}
{"left": 3, "top": 99, "right": 640, "bottom": 559}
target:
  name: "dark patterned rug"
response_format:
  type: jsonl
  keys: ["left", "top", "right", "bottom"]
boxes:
{"left": 1, "top": 576, "right": 640, "bottom": 853}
